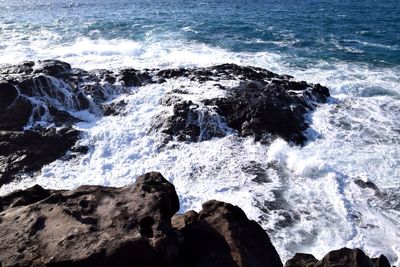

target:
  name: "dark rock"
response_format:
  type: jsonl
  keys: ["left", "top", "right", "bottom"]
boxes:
{"left": 102, "top": 100, "right": 128, "bottom": 116}
{"left": 0, "top": 171, "right": 394, "bottom": 267}
{"left": 151, "top": 99, "right": 227, "bottom": 143}
{"left": 318, "top": 248, "right": 375, "bottom": 267}
{"left": 284, "top": 248, "right": 391, "bottom": 267}
{"left": 372, "top": 255, "right": 391, "bottom": 267}
{"left": 0, "top": 128, "right": 82, "bottom": 186}
{"left": 0, "top": 172, "right": 180, "bottom": 267}
{"left": 119, "top": 69, "right": 153, "bottom": 87}
{"left": 0, "top": 82, "right": 18, "bottom": 110}
{"left": 0, "top": 60, "right": 147, "bottom": 129}
{"left": 157, "top": 68, "right": 187, "bottom": 80}
{"left": 0, "top": 88, "right": 33, "bottom": 131}
{"left": 172, "top": 200, "right": 283, "bottom": 267}
{"left": 241, "top": 161, "right": 272, "bottom": 183}
{"left": 33, "top": 60, "right": 72, "bottom": 77}
{"left": 204, "top": 80, "right": 329, "bottom": 144}
{"left": 152, "top": 64, "right": 330, "bottom": 145}
{"left": 354, "top": 179, "right": 384, "bottom": 197}
{"left": 285, "top": 253, "right": 318, "bottom": 267}
{"left": 354, "top": 179, "right": 380, "bottom": 191}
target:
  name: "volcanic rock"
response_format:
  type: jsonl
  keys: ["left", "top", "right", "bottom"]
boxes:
{"left": 0, "top": 172, "right": 282, "bottom": 267}
{"left": 0, "top": 172, "right": 180, "bottom": 267}
{"left": 284, "top": 248, "right": 391, "bottom": 267}
{"left": 0, "top": 60, "right": 157, "bottom": 185}
{"left": 0, "top": 128, "right": 83, "bottom": 186}
{"left": 152, "top": 64, "right": 330, "bottom": 145}
{"left": 0, "top": 172, "right": 394, "bottom": 267}
{"left": 172, "top": 200, "right": 283, "bottom": 267}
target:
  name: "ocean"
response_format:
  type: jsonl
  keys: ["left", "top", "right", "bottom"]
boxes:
{"left": 0, "top": 0, "right": 399, "bottom": 264}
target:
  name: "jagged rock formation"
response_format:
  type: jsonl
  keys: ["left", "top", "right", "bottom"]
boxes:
{"left": 172, "top": 200, "right": 283, "bottom": 267}
{"left": 285, "top": 248, "right": 391, "bottom": 267}
{"left": 0, "top": 172, "right": 393, "bottom": 267}
{"left": 0, "top": 60, "right": 153, "bottom": 185}
{"left": 0, "top": 128, "right": 83, "bottom": 185}
{"left": 0, "top": 60, "right": 329, "bottom": 185}
{"left": 152, "top": 64, "right": 330, "bottom": 144}
{"left": 0, "top": 172, "right": 282, "bottom": 267}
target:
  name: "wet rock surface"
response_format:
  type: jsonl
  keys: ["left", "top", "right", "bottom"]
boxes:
{"left": 0, "top": 60, "right": 154, "bottom": 185}
{"left": 0, "top": 172, "right": 392, "bottom": 267}
{"left": 285, "top": 248, "right": 391, "bottom": 267}
{"left": 0, "top": 172, "right": 280, "bottom": 267}
{"left": 0, "top": 60, "right": 329, "bottom": 184}
{"left": 153, "top": 63, "right": 330, "bottom": 144}
{"left": 0, "top": 128, "right": 84, "bottom": 186}
{"left": 172, "top": 200, "right": 283, "bottom": 267}
{"left": 0, "top": 172, "right": 180, "bottom": 267}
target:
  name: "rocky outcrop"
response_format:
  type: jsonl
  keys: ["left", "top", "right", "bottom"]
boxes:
{"left": 0, "top": 128, "right": 85, "bottom": 186}
{"left": 152, "top": 64, "right": 330, "bottom": 144}
{"left": 285, "top": 248, "right": 391, "bottom": 267}
{"left": 0, "top": 60, "right": 329, "bottom": 184}
{"left": 0, "top": 60, "right": 154, "bottom": 129}
{"left": 0, "top": 172, "right": 180, "bottom": 267}
{"left": 172, "top": 200, "right": 283, "bottom": 267}
{"left": 0, "top": 172, "right": 393, "bottom": 267}
{"left": 0, "top": 172, "right": 281, "bottom": 267}
{"left": 0, "top": 60, "right": 155, "bottom": 185}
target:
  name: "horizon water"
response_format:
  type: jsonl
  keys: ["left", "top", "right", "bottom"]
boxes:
{"left": 0, "top": 0, "right": 399, "bottom": 264}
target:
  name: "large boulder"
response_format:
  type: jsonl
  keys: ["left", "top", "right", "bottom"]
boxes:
{"left": 172, "top": 200, "right": 283, "bottom": 267}
{"left": 0, "top": 172, "right": 284, "bottom": 267}
{"left": 0, "top": 172, "right": 180, "bottom": 267}
{"left": 152, "top": 64, "right": 330, "bottom": 145}
{"left": 0, "top": 128, "right": 85, "bottom": 186}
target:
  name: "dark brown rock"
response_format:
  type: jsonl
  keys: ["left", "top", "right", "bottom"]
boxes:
{"left": 372, "top": 255, "right": 391, "bottom": 267}
{"left": 284, "top": 248, "right": 392, "bottom": 267}
{"left": 119, "top": 69, "right": 153, "bottom": 87}
{"left": 318, "top": 248, "right": 375, "bottom": 267}
{"left": 0, "top": 172, "right": 180, "bottom": 267}
{"left": 152, "top": 64, "right": 330, "bottom": 145}
{"left": 285, "top": 253, "right": 318, "bottom": 267}
{"left": 204, "top": 79, "right": 329, "bottom": 144}
{"left": 0, "top": 128, "right": 82, "bottom": 186}
{"left": 172, "top": 200, "right": 283, "bottom": 267}
{"left": 0, "top": 171, "right": 394, "bottom": 267}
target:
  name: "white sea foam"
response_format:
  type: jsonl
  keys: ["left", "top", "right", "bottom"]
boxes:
{"left": 0, "top": 36, "right": 400, "bottom": 265}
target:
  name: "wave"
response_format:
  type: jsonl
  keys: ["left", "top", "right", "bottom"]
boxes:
{"left": 1, "top": 36, "right": 399, "bottom": 96}
{"left": 1, "top": 37, "right": 400, "bottom": 265}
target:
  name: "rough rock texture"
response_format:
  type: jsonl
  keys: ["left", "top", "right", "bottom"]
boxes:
{"left": 153, "top": 63, "right": 330, "bottom": 144}
{"left": 0, "top": 60, "right": 330, "bottom": 184}
{"left": 0, "top": 172, "right": 282, "bottom": 267}
{"left": 0, "top": 128, "right": 84, "bottom": 186}
{"left": 0, "top": 60, "right": 155, "bottom": 185}
{"left": 0, "top": 60, "right": 154, "bottom": 128}
{"left": 285, "top": 248, "right": 391, "bottom": 267}
{"left": 0, "top": 172, "right": 393, "bottom": 267}
{"left": 204, "top": 80, "right": 329, "bottom": 144}
{"left": 172, "top": 200, "right": 283, "bottom": 267}
{"left": 0, "top": 172, "right": 180, "bottom": 267}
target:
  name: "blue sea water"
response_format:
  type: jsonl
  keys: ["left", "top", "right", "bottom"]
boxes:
{"left": 1, "top": 0, "right": 400, "bottom": 264}
{"left": 1, "top": 0, "right": 400, "bottom": 67}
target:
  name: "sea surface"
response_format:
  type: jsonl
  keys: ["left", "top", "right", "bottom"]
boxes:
{"left": 1, "top": 0, "right": 399, "bottom": 264}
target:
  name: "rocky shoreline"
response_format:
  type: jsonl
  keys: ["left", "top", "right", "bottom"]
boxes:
{"left": 0, "top": 172, "right": 392, "bottom": 266}
{"left": 0, "top": 60, "right": 329, "bottom": 186}
{"left": 0, "top": 60, "right": 394, "bottom": 266}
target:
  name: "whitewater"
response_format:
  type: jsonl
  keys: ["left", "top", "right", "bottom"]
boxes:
{"left": 1, "top": 0, "right": 399, "bottom": 264}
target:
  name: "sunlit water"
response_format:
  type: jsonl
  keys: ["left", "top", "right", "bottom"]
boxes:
{"left": 0, "top": 0, "right": 399, "bottom": 264}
